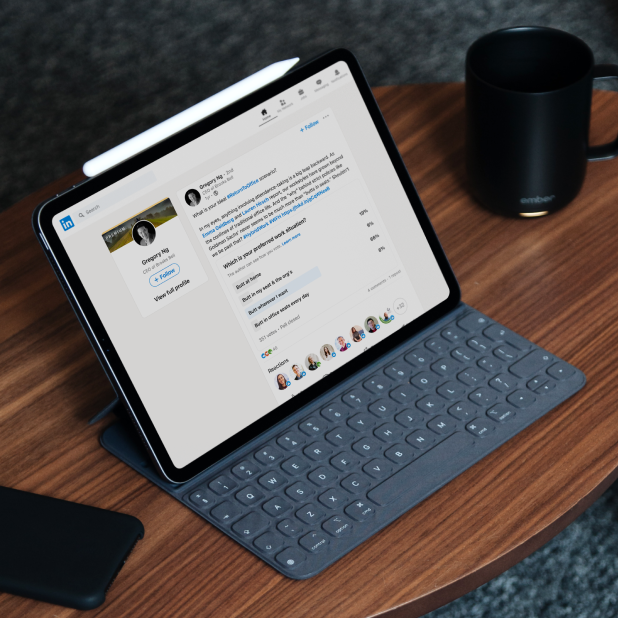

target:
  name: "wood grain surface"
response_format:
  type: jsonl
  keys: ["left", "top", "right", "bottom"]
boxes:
{"left": 1, "top": 83, "right": 618, "bottom": 618}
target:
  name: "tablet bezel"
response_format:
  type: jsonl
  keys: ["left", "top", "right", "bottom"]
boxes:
{"left": 35, "top": 48, "right": 461, "bottom": 483}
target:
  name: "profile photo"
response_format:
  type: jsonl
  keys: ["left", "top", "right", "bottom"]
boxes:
{"left": 365, "top": 316, "right": 379, "bottom": 333}
{"left": 320, "top": 344, "right": 335, "bottom": 361}
{"left": 379, "top": 311, "right": 392, "bottom": 324}
{"left": 185, "top": 188, "right": 201, "bottom": 207}
{"left": 335, "top": 335, "right": 349, "bottom": 352}
{"left": 350, "top": 325, "right": 364, "bottom": 342}
{"left": 305, "top": 353, "right": 320, "bottom": 371}
{"left": 132, "top": 220, "right": 156, "bottom": 247}
{"left": 291, "top": 364, "right": 305, "bottom": 380}
{"left": 274, "top": 373, "right": 290, "bottom": 390}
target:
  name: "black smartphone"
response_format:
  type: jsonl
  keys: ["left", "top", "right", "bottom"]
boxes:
{"left": 0, "top": 487, "right": 144, "bottom": 610}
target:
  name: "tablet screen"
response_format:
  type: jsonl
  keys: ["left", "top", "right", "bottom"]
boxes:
{"left": 50, "top": 59, "right": 450, "bottom": 470}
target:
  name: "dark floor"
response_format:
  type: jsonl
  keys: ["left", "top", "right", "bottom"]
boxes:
{"left": 3, "top": 2, "right": 618, "bottom": 615}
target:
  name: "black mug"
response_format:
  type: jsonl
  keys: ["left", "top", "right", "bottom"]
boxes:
{"left": 466, "top": 26, "right": 618, "bottom": 217}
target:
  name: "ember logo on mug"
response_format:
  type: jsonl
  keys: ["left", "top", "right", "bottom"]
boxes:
{"left": 466, "top": 26, "right": 618, "bottom": 217}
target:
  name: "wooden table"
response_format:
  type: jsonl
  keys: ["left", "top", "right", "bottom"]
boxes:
{"left": 2, "top": 83, "right": 618, "bottom": 617}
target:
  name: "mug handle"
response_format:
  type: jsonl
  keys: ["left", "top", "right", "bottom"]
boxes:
{"left": 588, "top": 64, "right": 618, "bottom": 161}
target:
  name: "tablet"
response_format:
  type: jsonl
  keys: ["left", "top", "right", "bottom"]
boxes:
{"left": 34, "top": 49, "right": 459, "bottom": 483}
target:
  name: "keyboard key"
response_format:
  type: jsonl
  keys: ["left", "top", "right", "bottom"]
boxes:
{"left": 342, "top": 389, "right": 372, "bottom": 409}
{"left": 509, "top": 350, "right": 553, "bottom": 378}
{"left": 341, "top": 473, "right": 371, "bottom": 494}
{"left": 299, "top": 531, "right": 329, "bottom": 553}
{"left": 467, "top": 336, "right": 492, "bottom": 353}
{"left": 254, "top": 444, "right": 283, "bottom": 465}
{"left": 285, "top": 482, "right": 316, "bottom": 502}
{"left": 457, "top": 312, "right": 490, "bottom": 332}
{"left": 483, "top": 323, "right": 531, "bottom": 350}
{"left": 410, "top": 372, "right": 439, "bottom": 390}
{"left": 494, "top": 344, "right": 521, "bottom": 363}
{"left": 466, "top": 418, "right": 495, "bottom": 438}
{"left": 384, "top": 361, "right": 412, "bottom": 382}
{"left": 308, "top": 466, "right": 338, "bottom": 486}
{"left": 507, "top": 390, "right": 537, "bottom": 408}
{"left": 330, "top": 452, "right": 359, "bottom": 472}
{"left": 437, "top": 381, "right": 466, "bottom": 400}
{"left": 232, "top": 512, "right": 269, "bottom": 538}
{"left": 323, "top": 515, "right": 353, "bottom": 537}
{"left": 318, "top": 488, "right": 348, "bottom": 509}
{"left": 486, "top": 404, "right": 516, "bottom": 423}
{"left": 352, "top": 437, "right": 381, "bottom": 457}
{"left": 254, "top": 531, "right": 284, "bottom": 554}
{"left": 384, "top": 443, "right": 415, "bottom": 464}
{"left": 362, "top": 458, "right": 392, "bottom": 479}
{"left": 304, "top": 442, "right": 334, "bottom": 461}
{"left": 209, "top": 475, "right": 238, "bottom": 495}
{"left": 527, "top": 376, "right": 547, "bottom": 391}
{"left": 321, "top": 403, "right": 350, "bottom": 423}
{"left": 469, "top": 387, "right": 498, "bottom": 406}
{"left": 457, "top": 367, "right": 486, "bottom": 387}
{"left": 188, "top": 488, "right": 217, "bottom": 510}
{"left": 277, "top": 431, "right": 306, "bottom": 451}
{"left": 477, "top": 356, "right": 503, "bottom": 373}
{"left": 547, "top": 361, "right": 576, "bottom": 381}
{"left": 363, "top": 374, "right": 394, "bottom": 395}
{"left": 416, "top": 395, "right": 445, "bottom": 414}
{"left": 390, "top": 384, "right": 418, "bottom": 404}
{"left": 277, "top": 519, "right": 304, "bottom": 538}
{"left": 489, "top": 374, "right": 515, "bottom": 392}
{"left": 236, "top": 487, "right": 264, "bottom": 506}
{"left": 431, "top": 357, "right": 460, "bottom": 377}
{"left": 427, "top": 415, "right": 455, "bottom": 435}
{"left": 262, "top": 496, "right": 292, "bottom": 517}
{"left": 345, "top": 499, "right": 377, "bottom": 522}
{"left": 395, "top": 409, "right": 422, "bottom": 428}
{"left": 441, "top": 326, "right": 467, "bottom": 342}
{"left": 231, "top": 460, "right": 261, "bottom": 480}
{"left": 374, "top": 423, "right": 404, "bottom": 443}
{"left": 276, "top": 547, "right": 306, "bottom": 569}
{"left": 296, "top": 503, "right": 326, "bottom": 525}
{"left": 536, "top": 381, "right": 556, "bottom": 395}
{"left": 404, "top": 348, "right": 435, "bottom": 368}
{"left": 347, "top": 412, "right": 378, "bottom": 432}
{"left": 368, "top": 432, "right": 476, "bottom": 506}
{"left": 425, "top": 338, "right": 449, "bottom": 354}
{"left": 325, "top": 427, "right": 355, "bottom": 447}
{"left": 211, "top": 501, "right": 241, "bottom": 523}
{"left": 406, "top": 429, "right": 436, "bottom": 449}
{"left": 258, "top": 470, "right": 288, "bottom": 491}
{"left": 281, "top": 456, "right": 311, "bottom": 476}
{"left": 451, "top": 347, "right": 476, "bottom": 363}
{"left": 448, "top": 401, "right": 478, "bottom": 421}
{"left": 298, "top": 417, "right": 327, "bottom": 437}
{"left": 368, "top": 398, "right": 397, "bottom": 418}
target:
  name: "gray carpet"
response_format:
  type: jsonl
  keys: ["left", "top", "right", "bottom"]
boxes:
{"left": 3, "top": 1, "right": 618, "bottom": 615}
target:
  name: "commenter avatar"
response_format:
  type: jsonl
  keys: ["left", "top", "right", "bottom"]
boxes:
{"left": 275, "top": 373, "right": 290, "bottom": 390}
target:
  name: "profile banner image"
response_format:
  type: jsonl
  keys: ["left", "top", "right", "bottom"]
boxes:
{"left": 103, "top": 198, "right": 178, "bottom": 254}
{"left": 103, "top": 198, "right": 208, "bottom": 317}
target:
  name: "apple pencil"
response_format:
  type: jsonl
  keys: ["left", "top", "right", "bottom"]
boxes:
{"left": 83, "top": 58, "right": 300, "bottom": 177}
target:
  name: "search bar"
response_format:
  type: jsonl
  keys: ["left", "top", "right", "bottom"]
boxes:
{"left": 76, "top": 171, "right": 157, "bottom": 222}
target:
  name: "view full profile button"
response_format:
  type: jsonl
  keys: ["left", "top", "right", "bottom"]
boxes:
{"left": 149, "top": 263, "right": 180, "bottom": 287}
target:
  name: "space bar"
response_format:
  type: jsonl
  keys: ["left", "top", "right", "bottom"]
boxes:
{"left": 368, "top": 432, "right": 477, "bottom": 506}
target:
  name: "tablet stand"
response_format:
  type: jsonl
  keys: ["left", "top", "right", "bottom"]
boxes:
{"left": 88, "top": 398, "right": 125, "bottom": 425}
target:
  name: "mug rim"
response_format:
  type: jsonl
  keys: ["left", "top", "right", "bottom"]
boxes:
{"left": 466, "top": 25, "right": 595, "bottom": 95}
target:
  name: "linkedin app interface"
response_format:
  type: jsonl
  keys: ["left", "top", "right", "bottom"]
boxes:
{"left": 53, "top": 61, "right": 449, "bottom": 468}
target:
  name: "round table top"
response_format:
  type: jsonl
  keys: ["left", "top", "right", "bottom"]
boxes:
{"left": 1, "top": 83, "right": 618, "bottom": 617}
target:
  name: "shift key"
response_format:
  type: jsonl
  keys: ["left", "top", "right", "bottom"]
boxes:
{"left": 509, "top": 350, "right": 553, "bottom": 378}
{"left": 367, "top": 432, "right": 476, "bottom": 506}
